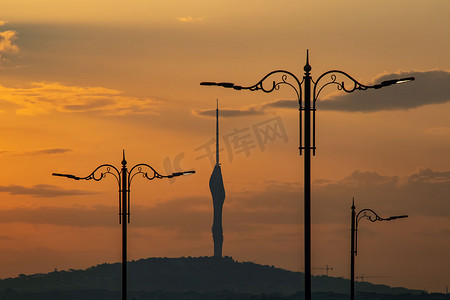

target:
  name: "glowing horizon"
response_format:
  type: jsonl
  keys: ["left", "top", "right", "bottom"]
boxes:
{"left": 0, "top": 0, "right": 449, "bottom": 294}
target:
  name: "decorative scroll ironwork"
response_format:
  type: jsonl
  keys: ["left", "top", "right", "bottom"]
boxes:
{"left": 237, "top": 70, "right": 302, "bottom": 102}
{"left": 53, "top": 161, "right": 175, "bottom": 224}
{"left": 313, "top": 70, "right": 374, "bottom": 102}
{"left": 356, "top": 208, "right": 389, "bottom": 224}
{"left": 236, "top": 70, "right": 304, "bottom": 154}
{"left": 128, "top": 163, "right": 169, "bottom": 187}
{"left": 75, "top": 164, "right": 121, "bottom": 186}
{"left": 354, "top": 208, "right": 389, "bottom": 255}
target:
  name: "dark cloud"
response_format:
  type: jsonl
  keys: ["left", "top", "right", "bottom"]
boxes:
{"left": 313, "top": 168, "right": 450, "bottom": 221}
{"left": 0, "top": 168, "right": 447, "bottom": 236}
{"left": 193, "top": 107, "right": 264, "bottom": 118}
{"left": 0, "top": 184, "right": 93, "bottom": 197}
{"left": 333, "top": 170, "right": 399, "bottom": 188}
{"left": 0, "top": 188, "right": 299, "bottom": 233}
{"left": 407, "top": 168, "right": 450, "bottom": 184}
{"left": 23, "top": 148, "right": 73, "bottom": 156}
{"left": 262, "top": 99, "right": 297, "bottom": 109}
{"left": 318, "top": 70, "right": 450, "bottom": 112}
{"left": 0, "top": 205, "right": 115, "bottom": 227}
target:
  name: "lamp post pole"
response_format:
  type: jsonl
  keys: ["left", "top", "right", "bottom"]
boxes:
{"left": 303, "top": 58, "right": 312, "bottom": 297}
{"left": 200, "top": 50, "right": 414, "bottom": 300}
{"left": 351, "top": 200, "right": 356, "bottom": 300}
{"left": 121, "top": 155, "right": 128, "bottom": 300}
{"left": 351, "top": 198, "right": 408, "bottom": 300}
{"left": 53, "top": 151, "right": 195, "bottom": 300}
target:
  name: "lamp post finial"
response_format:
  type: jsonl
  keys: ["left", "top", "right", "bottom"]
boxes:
{"left": 304, "top": 49, "right": 312, "bottom": 73}
{"left": 122, "top": 150, "right": 127, "bottom": 165}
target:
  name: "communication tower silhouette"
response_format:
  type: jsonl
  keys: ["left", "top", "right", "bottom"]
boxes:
{"left": 209, "top": 100, "right": 225, "bottom": 258}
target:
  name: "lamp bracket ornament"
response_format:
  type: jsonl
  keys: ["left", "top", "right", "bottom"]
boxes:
{"left": 128, "top": 163, "right": 168, "bottom": 188}
{"left": 236, "top": 70, "right": 303, "bottom": 102}
{"left": 76, "top": 164, "right": 121, "bottom": 187}
{"left": 313, "top": 70, "right": 372, "bottom": 102}
{"left": 356, "top": 208, "right": 387, "bottom": 226}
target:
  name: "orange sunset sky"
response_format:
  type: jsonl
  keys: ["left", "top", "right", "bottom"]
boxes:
{"left": 0, "top": 0, "right": 449, "bottom": 294}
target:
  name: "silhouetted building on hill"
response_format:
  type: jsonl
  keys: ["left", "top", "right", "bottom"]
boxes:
{"left": 209, "top": 100, "right": 225, "bottom": 258}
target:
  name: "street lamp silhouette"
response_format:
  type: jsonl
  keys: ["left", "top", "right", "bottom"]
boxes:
{"left": 200, "top": 50, "right": 414, "bottom": 299}
{"left": 52, "top": 151, "right": 195, "bottom": 300}
{"left": 351, "top": 198, "right": 408, "bottom": 300}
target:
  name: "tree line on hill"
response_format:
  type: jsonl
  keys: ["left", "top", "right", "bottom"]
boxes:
{"left": 0, "top": 256, "right": 445, "bottom": 300}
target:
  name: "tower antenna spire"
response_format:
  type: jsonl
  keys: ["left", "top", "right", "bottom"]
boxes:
{"left": 216, "top": 99, "right": 219, "bottom": 165}
{"left": 210, "top": 98, "right": 225, "bottom": 258}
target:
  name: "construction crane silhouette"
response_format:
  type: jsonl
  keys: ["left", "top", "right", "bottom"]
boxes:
{"left": 312, "top": 265, "right": 334, "bottom": 276}
{"left": 356, "top": 274, "right": 392, "bottom": 282}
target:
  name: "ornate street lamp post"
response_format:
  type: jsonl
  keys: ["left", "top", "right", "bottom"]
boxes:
{"left": 351, "top": 198, "right": 408, "bottom": 300}
{"left": 200, "top": 50, "right": 414, "bottom": 299}
{"left": 53, "top": 151, "right": 195, "bottom": 300}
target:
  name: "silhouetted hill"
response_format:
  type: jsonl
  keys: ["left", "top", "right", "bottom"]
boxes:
{"left": 0, "top": 290, "right": 449, "bottom": 300}
{"left": 0, "top": 256, "right": 430, "bottom": 299}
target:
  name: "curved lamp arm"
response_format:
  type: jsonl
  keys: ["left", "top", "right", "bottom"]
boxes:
{"left": 356, "top": 208, "right": 389, "bottom": 225}
{"left": 128, "top": 163, "right": 168, "bottom": 186}
{"left": 313, "top": 70, "right": 415, "bottom": 101}
{"left": 201, "top": 69, "right": 302, "bottom": 102}
{"left": 53, "top": 164, "right": 121, "bottom": 187}
{"left": 234, "top": 70, "right": 302, "bottom": 102}
{"left": 128, "top": 164, "right": 195, "bottom": 188}
{"left": 313, "top": 70, "right": 372, "bottom": 101}
{"left": 126, "top": 164, "right": 195, "bottom": 223}
{"left": 201, "top": 70, "right": 303, "bottom": 154}
{"left": 354, "top": 208, "right": 408, "bottom": 255}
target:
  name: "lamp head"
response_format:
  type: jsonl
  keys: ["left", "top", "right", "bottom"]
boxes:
{"left": 387, "top": 214, "right": 408, "bottom": 221}
{"left": 52, "top": 173, "right": 80, "bottom": 180}
{"left": 373, "top": 77, "right": 415, "bottom": 89}
{"left": 380, "top": 77, "right": 415, "bottom": 87}
{"left": 200, "top": 81, "right": 240, "bottom": 89}
{"left": 217, "top": 82, "right": 235, "bottom": 88}
{"left": 394, "top": 77, "right": 415, "bottom": 84}
{"left": 200, "top": 82, "right": 218, "bottom": 86}
{"left": 170, "top": 170, "right": 196, "bottom": 178}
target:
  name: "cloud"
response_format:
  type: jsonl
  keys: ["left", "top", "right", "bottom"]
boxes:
{"left": 313, "top": 168, "right": 450, "bottom": 220}
{"left": 0, "top": 21, "right": 6, "bottom": 26}
{"left": 407, "top": 168, "right": 450, "bottom": 184}
{"left": 0, "top": 187, "right": 299, "bottom": 232}
{"left": 0, "top": 82, "right": 159, "bottom": 116}
{"left": 317, "top": 70, "right": 450, "bottom": 112}
{"left": 333, "top": 170, "right": 399, "bottom": 188}
{"left": 202, "top": 71, "right": 450, "bottom": 115}
{"left": 424, "top": 127, "right": 450, "bottom": 135}
{"left": 0, "top": 184, "right": 94, "bottom": 198}
{"left": 262, "top": 99, "right": 297, "bottom": 109}
{"left": 0, "top": 29, "right": 19, "bottom": 63}
{"left": 177, "top": 16, "right": 204, "bottom": 22}
{"left": 22, "top": 148, "right": 73, "bottom": 156}
{"left": 193, "top": 106, "right": 264, "bottom": 118}
{"left": 0, "top": 168, "right": 447, "bottom": 235}
{"left": 0, "top": 205, "right": 114, "bottom": 227}
{"left": 0, "top": 30, "right": 18, "bottom": 52}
